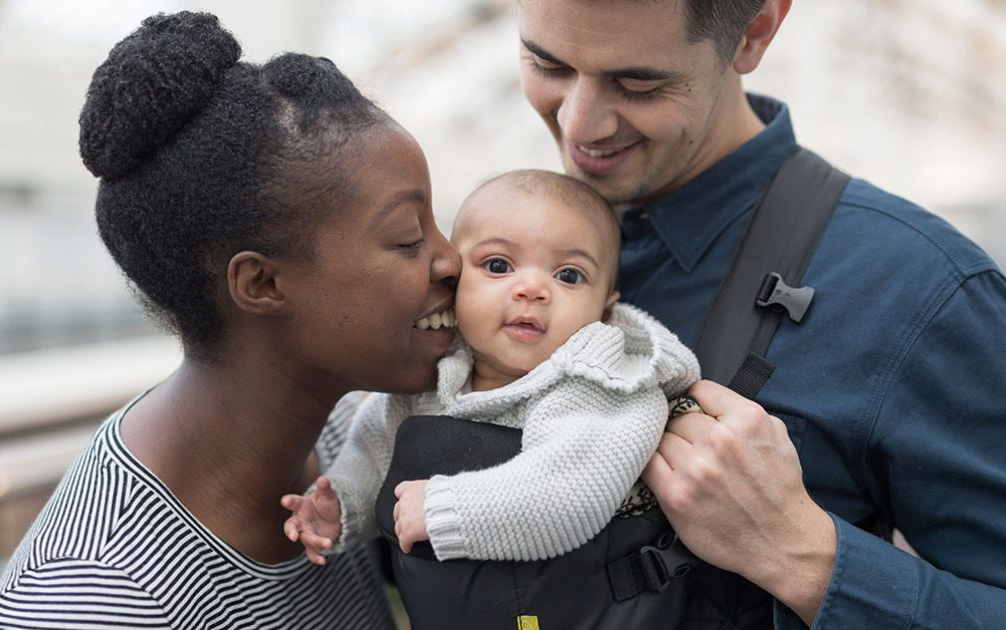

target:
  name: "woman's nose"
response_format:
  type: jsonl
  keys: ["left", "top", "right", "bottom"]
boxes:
{"left": 430, "top": 228, "right": 461, "bottom": 288}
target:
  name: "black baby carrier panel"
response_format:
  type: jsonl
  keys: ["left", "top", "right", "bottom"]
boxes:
{"left": 375, "top": 415, "right": 688, "bottom": 630}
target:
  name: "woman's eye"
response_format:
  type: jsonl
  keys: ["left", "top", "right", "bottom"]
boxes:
{"left": 484, "top": 258, "right": 512, "bottom": 274}
{"left": 555, "top": 268, "right": 583, "bottom": 285}
{"left": 397, "top": 239, "right": 425, "bottom": 252}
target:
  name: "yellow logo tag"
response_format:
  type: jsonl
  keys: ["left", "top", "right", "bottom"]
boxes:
{"left": 516, "top": 615, "right": 540, "bottom": 630}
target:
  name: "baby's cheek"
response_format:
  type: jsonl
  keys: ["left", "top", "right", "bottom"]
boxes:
{"left": 453, "top": 309, "right": 476, "bottom": 342}
{"left": 453, "top": 295, "right": 485, "bottom": 342}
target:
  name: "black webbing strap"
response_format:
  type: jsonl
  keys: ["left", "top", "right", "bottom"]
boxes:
{"left": 693, "top": 147, "right": 851, "bottom": 392}
{"left": 605, "top": 148, "right": 850, "bottom": 606}
{"left": 726, "top": 353, "right": 776, "bottom": 400}
{"left": 608, "top": 530, "right": 698, "bottom": 602}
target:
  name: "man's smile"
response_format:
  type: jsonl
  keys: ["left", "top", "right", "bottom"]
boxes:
{"left": 567, "top": 140, "right": 640, "bottom": 176}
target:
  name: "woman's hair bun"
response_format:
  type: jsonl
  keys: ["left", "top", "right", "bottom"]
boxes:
{"left": 79, "top": 12, "right": 241, "bottom": 180}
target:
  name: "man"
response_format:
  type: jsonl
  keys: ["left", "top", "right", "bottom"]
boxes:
{"left": 517, "top": 0, "right": 1006, "bottom": 627}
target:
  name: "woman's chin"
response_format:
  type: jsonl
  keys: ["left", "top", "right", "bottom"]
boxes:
{"left": 411, "top": 325, "right": 455, "bottom": 353}
{"left": 384, "top": 368, "right": 438, "bottom": 395}
{"left": 379, "top": 355, "right": 441, "bottom": 395}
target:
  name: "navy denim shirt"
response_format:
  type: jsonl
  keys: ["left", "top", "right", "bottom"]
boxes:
{"left": 619, "top": 95, "right": 1006, "bottom": 628}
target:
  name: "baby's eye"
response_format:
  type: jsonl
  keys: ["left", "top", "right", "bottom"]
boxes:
{"left": 555, "top": 268, "right": 583, "bottom": 285}
{"left": 484, "top": 258, "right": 512, "bottom": 274}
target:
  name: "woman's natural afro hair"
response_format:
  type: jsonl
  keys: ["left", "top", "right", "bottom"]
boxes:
{"left": 79, "top": 12, "right": 388, "bottom": 359}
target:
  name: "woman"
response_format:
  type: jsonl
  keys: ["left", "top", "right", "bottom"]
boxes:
{"left": 0, "top": 12, "right": 458, "bottom": 629}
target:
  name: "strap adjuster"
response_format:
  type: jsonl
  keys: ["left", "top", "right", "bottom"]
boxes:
{"left": 756, "top": 272, "right": 814, "bottom": 323}
{"left": 607, "top": 530, "right": 697, "bottom": 602}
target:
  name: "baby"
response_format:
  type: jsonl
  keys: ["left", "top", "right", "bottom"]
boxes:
{"left": 282, "top": 169, "right": 699, "bottom": 564}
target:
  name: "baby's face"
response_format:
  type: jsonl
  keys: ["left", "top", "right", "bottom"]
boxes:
{"left": 452, "top": 187, "right": 618, "bottom": 381}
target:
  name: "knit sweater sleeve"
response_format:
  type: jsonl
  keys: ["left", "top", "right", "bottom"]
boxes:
{"left": 424, "top": 381, "right": 669, "bottom": 561}
{"left": 324, "top": 393, "right": 414, "bottom": 552}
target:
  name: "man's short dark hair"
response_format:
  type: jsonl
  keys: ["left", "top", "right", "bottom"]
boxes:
{"left": 682, "top": 0, "right": 766, "bottom": 61}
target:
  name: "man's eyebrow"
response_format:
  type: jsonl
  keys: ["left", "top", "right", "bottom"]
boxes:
{"left": 370, "top": 189, "right": 427, "bottom": 228}
{"left": 522, "top": 38, "right": 684, "bottom": 82}
{"left": 522, "top": 38, "right": 567, "bottom": 67}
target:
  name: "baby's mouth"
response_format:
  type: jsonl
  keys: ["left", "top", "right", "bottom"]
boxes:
{"left": 505, "top": 316, "right": 544, "bottom": 333}
{"left": 414, "top": 307, "right": 455, "bottom": 330}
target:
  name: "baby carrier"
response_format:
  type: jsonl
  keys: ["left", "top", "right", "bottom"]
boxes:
{"left": 374, "top": 147, "right": 850, "bottom": 629}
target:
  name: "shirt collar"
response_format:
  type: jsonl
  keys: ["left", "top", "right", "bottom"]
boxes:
{"left": 627, "top": 94, "right": 797, "bottom": 273}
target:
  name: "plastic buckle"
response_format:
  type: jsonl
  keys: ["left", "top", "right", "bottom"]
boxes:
{"left": 638, "top": 531, "right": 695, "bottom": 592}
{"left": 638, "top": 545, "right": 672, "bottom": 592}
{"left": 756, "top": 272, "right": 814, "bottom": 323}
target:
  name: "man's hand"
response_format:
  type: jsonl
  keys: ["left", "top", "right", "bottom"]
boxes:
{"left": 393, "top": 480, "right": 429, "bottom": 554}
{"left": 642, "top": 380, "right": 836, "bottom": 624}
{"left": 281, "top": 475, "right": 342, "bottom": 566}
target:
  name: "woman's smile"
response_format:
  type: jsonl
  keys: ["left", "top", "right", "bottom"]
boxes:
{"left": 413, "top": 305, "right": 456, "bottom": 351}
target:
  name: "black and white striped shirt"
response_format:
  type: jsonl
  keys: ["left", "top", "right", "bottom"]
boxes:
{"left": 0, "top": 392, "right": 394, "bottom": 629}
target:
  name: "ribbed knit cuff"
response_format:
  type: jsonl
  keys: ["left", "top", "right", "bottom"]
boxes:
{"left": 425, "top": 476, "right": 469, "bottom": 560}
{"left": 326, "top": 475, "right": 363, "bottom": 553}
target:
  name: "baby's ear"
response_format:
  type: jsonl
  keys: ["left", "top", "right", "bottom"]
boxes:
{"left": 602, "top": 291, "right": 621, "bottom": 322}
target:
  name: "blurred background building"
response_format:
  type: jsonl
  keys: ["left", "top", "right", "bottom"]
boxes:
{"left": 1, "top": 0, "right": 1004, "bottom": 570}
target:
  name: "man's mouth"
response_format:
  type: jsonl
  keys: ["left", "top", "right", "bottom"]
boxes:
{"left": 414, "top": 307, "right": 455, "bottom": 331}
{"left": 577, "top": 145, "right": 622, "bottom": 158}
{"left": 567, "top": 140, "right": 639, "bottom": 176}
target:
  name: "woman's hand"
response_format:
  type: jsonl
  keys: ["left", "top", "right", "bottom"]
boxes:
{"left": 393, "top": 480, "right": 430, "bottom": 553}
{"left": 281, "top": 475, "right": 343, "bottom": 566}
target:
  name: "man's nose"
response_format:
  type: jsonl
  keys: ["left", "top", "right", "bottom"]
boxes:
{"left": 557, "top": 76, "right": 619, "bottom": 145}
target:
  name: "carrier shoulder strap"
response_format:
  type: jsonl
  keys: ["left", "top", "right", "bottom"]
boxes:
{"left": 693, "top": 146, "right": 850, "bottom": 396}
{"left": 607, "top": 148, "right": 850, "bottom": 608}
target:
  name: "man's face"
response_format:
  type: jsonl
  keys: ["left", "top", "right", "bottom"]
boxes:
{"left": 518, "top": 0, "right": 741, "bottom": 205}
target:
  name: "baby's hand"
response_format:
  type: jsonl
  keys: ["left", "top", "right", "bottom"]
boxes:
{"left": 281, "top": 475, "right": 342, "bottom": 566}
{"left": 393, "top": 480, "right": 429, "bottom": 554}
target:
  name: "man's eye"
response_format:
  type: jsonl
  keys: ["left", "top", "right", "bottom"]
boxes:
{"left": 484, "top": 258, "right": 512, "bottom": 274}
{"left": 555, "top": 268, "right": 583, "bottom": 285}
{"left": 529, "top": 53, "right": 569, "bottom": 76}
{"left": 614, "top": 80, "right": 661, "bottom": 102}
{"left": 618, "top": 79, "right": 663, "bottom": 93}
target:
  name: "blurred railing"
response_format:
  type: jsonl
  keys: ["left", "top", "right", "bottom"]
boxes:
{"left": 0, "top": 336, "right": 180, "bottom": 559}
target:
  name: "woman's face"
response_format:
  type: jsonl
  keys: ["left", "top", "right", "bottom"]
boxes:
{"left": 277, "top": 125, "right": 460, "bottom": 395}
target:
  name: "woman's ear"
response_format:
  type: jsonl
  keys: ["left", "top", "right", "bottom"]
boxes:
{"left": 602, "top": 290, "right": 621, "bottom": 322}
{"left": 227, "top": 251, "right": 285, "bottom": 315}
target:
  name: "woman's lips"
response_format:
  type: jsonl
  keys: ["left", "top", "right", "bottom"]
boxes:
{"left": 567, "top": 140, "right": 638, "bottom": 176}
{"left": 413, "top": 325, "right": 454, "bottom": 351}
